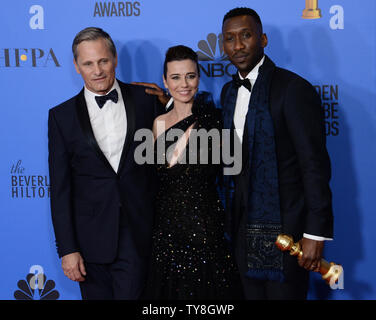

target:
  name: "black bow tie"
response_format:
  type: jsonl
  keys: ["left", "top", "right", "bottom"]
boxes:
{"left": 95, "top": 89, "right": 119, "bottom": 108}
{"left": 232, "top": 74, "right": 252, "bottom": 92}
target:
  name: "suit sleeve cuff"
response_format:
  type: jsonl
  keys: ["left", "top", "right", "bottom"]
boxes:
{"left": 303, "top": 233, "right": 333, "bottom": 241}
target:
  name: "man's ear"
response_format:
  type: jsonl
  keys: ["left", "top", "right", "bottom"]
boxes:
{"left": 261, "top": 33, "right": 268, "bottom": 49}
{"left": 114, "top": 54, "right": 118, "bottom": 68}
{"left": 73, "top": 58, "right": 81, "bottom": 74}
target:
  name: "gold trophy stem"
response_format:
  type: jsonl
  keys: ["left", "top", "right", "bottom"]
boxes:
{"left": 320, "top": 259, "right": 331, "bottom": 273}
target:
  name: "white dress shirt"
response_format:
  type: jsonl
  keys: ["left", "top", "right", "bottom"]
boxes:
{"left": 233, "top": 56, "right": 265, "bottom": 143}
{"left": 84, "top": 80, "right": 127, "bottom": 173}
{"left": 233, "top": 55, "right": 332, "bottom": 241}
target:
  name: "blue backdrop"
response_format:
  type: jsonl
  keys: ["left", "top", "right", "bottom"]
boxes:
{"left": 1, "top": 0, "right": 375, "bottom": 300}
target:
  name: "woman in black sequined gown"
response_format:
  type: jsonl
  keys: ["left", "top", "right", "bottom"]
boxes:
{"left": 144, "top": 45, "right": 241, "bottom": 300}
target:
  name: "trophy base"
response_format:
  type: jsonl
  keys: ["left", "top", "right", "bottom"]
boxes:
{"left": 302, "top": 9, "right": 322, "bottom": 19}
{"left": 322, "top": 263, "right": 343, "bottom": 284}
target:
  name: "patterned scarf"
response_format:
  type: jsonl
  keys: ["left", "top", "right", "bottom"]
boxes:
{"left": 223, "top": 56, "right": 284, "bottom": 282}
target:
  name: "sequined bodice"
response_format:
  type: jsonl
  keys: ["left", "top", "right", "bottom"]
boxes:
{"left": 154, "top": 113, "right": 220, "bottom": 201}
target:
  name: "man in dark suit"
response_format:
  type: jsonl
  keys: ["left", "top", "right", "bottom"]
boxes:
{"left": 48, "top": 27, "right": 165, "bottom": 299}
{"left": 220, "top": 8, "right": 334, "bottom": 299}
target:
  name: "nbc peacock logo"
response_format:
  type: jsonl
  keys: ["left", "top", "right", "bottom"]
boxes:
{"left": 196, "top": 33, "right": 235, "bottom": 78}
{"left": 14, "top": 265, "right": 59, "bottom": 300}
{"left": 196, "top": 33, "right": 228, "bottom": 61}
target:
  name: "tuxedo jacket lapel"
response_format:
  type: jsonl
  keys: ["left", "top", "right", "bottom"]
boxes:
{"left": 75, "top": 82, "right": 137, "bottom": 176}
{"left": 222, "top": 83, "right": 237, "bottom": 132}
{"left": 117, "top": 82, "right": 136, "bottom": 175}
{"left": 75, "top": 89, "right": 116, "bottom": 174}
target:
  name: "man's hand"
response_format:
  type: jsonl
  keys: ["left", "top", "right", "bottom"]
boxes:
{"left": 298, "top": 238, "right": 324, "bottom": 272}
{"left": 61, "top": 252, "right": 86, "bottom": 282}
{"left": 131, "top": 82, "right": 169, "bottom": 106}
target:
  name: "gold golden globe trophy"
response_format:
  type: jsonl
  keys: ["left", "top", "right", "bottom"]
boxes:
{"left": 275, "top": 234, "right": 342, "bottom": 285}
{"left": 302, "top": 0, "right": 322, "bottom": 19}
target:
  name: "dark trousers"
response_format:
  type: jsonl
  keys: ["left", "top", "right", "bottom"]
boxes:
{"left": 239, "top": 274, "right": 309, "bottom": 300}
{"left": 235, "top": 221, "right": 309, "bottom": 300}
{"left": 79, "top": 225, "right": 147, "bottom": 300}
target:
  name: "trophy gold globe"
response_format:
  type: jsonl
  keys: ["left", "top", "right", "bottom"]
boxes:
{"left": 275, "top": 234, "right": 342, "bottom": 285}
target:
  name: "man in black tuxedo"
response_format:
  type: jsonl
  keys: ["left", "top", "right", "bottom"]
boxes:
{"left": 221, "top": 8, "right": 334, "bottom": 299}
{"left": 48, "top": 27, "right": 165, "bottom": 299}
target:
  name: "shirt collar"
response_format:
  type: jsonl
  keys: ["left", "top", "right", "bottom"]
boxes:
{"left": 84, "top": 79, "right": 120, "bottom": 103}
{"left": 238, "top": 55, "right": 265, "bottom": 81}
